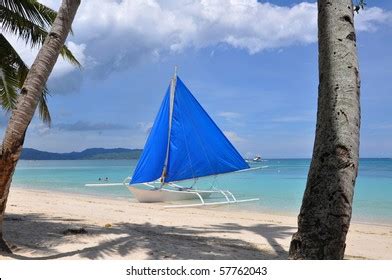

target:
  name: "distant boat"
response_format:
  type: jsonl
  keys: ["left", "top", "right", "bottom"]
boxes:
{"left": 253, "top": 155, "right": 262, "bottom": 162}
{"left": 86, "top": 68, "right": 259, "bottom": 208}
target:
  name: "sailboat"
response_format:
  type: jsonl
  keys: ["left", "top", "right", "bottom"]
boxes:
{"left": 86, "top": 68, "right": 259, "bottom": 208}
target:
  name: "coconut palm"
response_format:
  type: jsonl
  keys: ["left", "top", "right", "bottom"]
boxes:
{"left": 289, "top": 0, "right": 361, "bottom": 259}
{"left": 0, "top": 0, "right": 81, "bottom": 254}
{"left": 0, "top": 0, "right": 80, "bottom": 124}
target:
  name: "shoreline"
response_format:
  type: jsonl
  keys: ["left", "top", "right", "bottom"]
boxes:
{"left": 12, "top": 184, "right": 392, "bottom": 227}
{"left": 1, "top": 188, "right": 392, "bottom": 260}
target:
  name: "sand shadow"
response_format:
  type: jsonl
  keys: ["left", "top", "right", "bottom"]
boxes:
{"left": 192, "top": 222, "right": 295, "bottom": 256}
{"left": 3, "top": 212, "right": 294, "bottom": 260}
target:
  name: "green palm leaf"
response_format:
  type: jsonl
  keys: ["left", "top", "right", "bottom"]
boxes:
{"left": 0, "top": 0, "right": 80, "bottom": 65}
{"left": 1, "top": 34, "right": 52, "bottom": 124}
{"left": 0, "top": 0, "right": 81, "bottom": 125}
{"left": 0, "top": 0, "right": 56, "bottom": 28}
{"left": 38, "top": 86, "right": 51, "bottom": 125}
{"left": 0, "top": 34, "right": 20, "bottom": 110}
{"left": 0, "top": 64, "right": 19, "bottom": 111}
{"left": 0, "top": 33, "right": 28, "bottom": 70}
{"left": 60, "top": 44, "right": 80, "bottom": 67}
{"left": 0, "top": 5, "right": 47, "bottom": 48}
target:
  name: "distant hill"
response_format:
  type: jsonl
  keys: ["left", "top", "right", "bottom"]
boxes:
{"left": 20, "top": 148, "right": 143, "bottom": 160}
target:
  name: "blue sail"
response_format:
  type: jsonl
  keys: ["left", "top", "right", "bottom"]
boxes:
{"left": 131, "top": 76, "right": 249, "bottom": 184}
{"left": 164, "top": 77, "right": 249, "bottom": 182}
{"left": 130, "top": 86, "right": 170, "bottom": 184}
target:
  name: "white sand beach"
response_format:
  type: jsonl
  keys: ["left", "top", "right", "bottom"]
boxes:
{"left": 1, "top": 188, "right": 391, "bottom": 260}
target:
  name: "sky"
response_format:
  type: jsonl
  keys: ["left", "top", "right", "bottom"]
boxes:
{"left": 1, "top": 0, "right": 392, "bottom": 158}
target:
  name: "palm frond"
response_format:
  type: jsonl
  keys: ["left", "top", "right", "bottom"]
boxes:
{"left": 38, "top": 85, "right": 51, "bottom": 125}
{"left": 0, "top": 6, "right": 48, "bottom": 48}
{"left": 0, "top": 0, "right": 55, "bottom": 28}
{"left": 1, "top": 34, "right": 52, "bottom": 124}
{"left": 33, "top": 1, "right": 56, "bottom": 24}
{"left": 0, "top": 34, "right": 25, "bottom": 111}
{"left": 1, "top": 12, "right": 81, "bottom": 66}
{"left": 0, "top": 34, "right": 28, "bottom": 69}
{"left": 1, "top": 0, "right": 75, "bottom": 125}
{"left": 1, "top": 2, "right": 80, "bottom": 64}
{"left": 60, "top": 44, "right": 81, "bottom": 67}
{"left": 0, "top": 34, "right": 29, "bottom": 88}
{"left": 0, "top": 64, "right": 19, "bottom": 111}
{"left": 0, "top": 65, "right": 52, "bottom": 124}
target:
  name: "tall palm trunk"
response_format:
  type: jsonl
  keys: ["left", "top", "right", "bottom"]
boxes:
{"left": 289, "top": 0, "right": 360, "bottom": 259}
{"left": 0, "top": 0, "right": 80, "bottom": 254}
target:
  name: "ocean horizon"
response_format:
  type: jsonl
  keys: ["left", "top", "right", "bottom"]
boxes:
{"left": 10, "top": 158, "right": 392, "bottom": 225}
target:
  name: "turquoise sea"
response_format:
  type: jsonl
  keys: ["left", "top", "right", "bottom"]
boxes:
{"left": 12, "top": 158, "right": 392, "bottom": 224}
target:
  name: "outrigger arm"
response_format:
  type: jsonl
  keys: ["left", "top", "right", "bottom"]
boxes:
{"left": 163, "top": 193, "right": 259, "bottom": 209}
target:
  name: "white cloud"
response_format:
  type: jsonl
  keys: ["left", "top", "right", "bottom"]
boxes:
{"left": 218, "top": 111, "right": 244, "bottom": 126}
{"left": 3, "top": 1, "right": 392, "bottom": 79}
{"left": 369, "top": 123, "right": 392, "bottom": 130}
{"left": 355, "top": 7, "right": 392, "bottom": 32}
{"left": 67, "top": 0, "right": 391, "bottom": 56}
{"left": 137, "top": 121, "right": 153, "bottom": 134}
{"left": 69, "top": 0, "right": 319, "bottom": 61}
{"left": 28, "top": 121, "right": 51, "bottom": 136}
{"left": 218, "top": 111, "right": 241, "bottom": 120}
{"left": 223, "top": 130, "right": 245, "bottom": 143}
{"left": 271, "top": 115, "right": 313, "bottom": 123}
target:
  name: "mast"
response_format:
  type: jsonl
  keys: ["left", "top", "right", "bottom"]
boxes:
{"left": 161, "top": 66, "right": 177, "bottom": 183}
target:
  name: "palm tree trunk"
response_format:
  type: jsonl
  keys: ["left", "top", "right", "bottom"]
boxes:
{"left": 0, "top": 0, "right": 80, "bottom": 254}
{"left": 289, "top": 0, "right": 360, "bottom": 259}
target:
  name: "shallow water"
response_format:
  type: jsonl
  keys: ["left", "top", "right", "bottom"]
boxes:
{"left": 12, "top": 158, "right": 392, "bottom": 224}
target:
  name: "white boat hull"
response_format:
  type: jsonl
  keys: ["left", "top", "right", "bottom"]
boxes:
{"left": 128, "top": 186, "right": 212, "bottom": 203}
